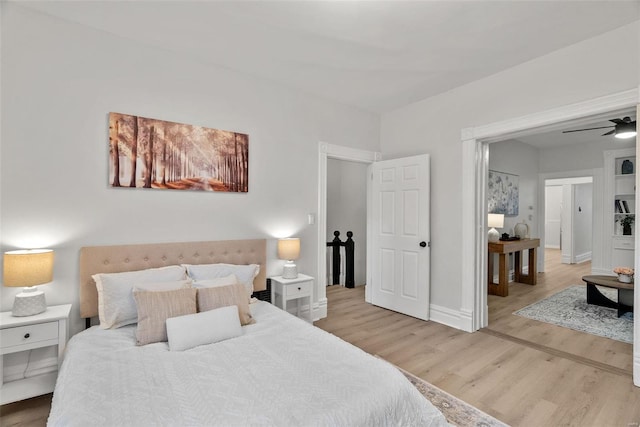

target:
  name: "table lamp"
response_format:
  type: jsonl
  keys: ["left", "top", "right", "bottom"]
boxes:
{"left": 487, "top": 214, "right": 504, "bottom": 243}
{"left": 3, "top": 249, "right": 54, "bottom": 316}
{"left": 278, "top": 238, "right": 300, "bottom": 279}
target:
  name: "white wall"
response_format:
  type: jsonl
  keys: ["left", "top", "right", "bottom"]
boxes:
{"left": 0, "top": 4, "right": 380, "bottom": 337}
{"left": 488, "top": 139, "right": 538, "bottom": 237}
{"left": 381, "top": 21, "right": 639, "bottom": 312}
{"left": 326, "top": 159, "right": 367, "bottom": 286}
{"left": 539, "top": 138, "right": 635, "bottom": 173}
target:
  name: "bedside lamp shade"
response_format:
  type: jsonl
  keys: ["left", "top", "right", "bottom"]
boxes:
{"left": 3, "top": 249, "right": 54, "bottom": 316}
{"left": 487, "top": 214, "right": 504, "bottom": 243}
{"left": 278, "top": 238, "right": 300, "bottom": 279}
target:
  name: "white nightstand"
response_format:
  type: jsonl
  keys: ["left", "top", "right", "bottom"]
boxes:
{"left": 271, "top": 274, "right": 314, "bottom": 323}
{"left": 0, "top": 304, "right": 72, "bottom": 405}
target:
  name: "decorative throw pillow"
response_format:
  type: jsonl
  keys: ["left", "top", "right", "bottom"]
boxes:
{"left": 197, "top": 283, "right": 255, "bottom": 325}
{"left": 183, "top": 263, "right": 259, "bottom": 297}
{"left": 133, "top": 287, "right": 197, "bottom": 346}
{"left": 166, "top": 306, "right": 242, "bottom": 351}
{"left": 192, "top": 273, "right": 238, "bottom": 288}
{"left": 93, "top": 265, "right": 188, "bottom": 329}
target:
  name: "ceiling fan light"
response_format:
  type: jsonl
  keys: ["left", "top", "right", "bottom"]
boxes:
{"left": 614, "top": 121, "right": 636, "bottom": 139}
{"left": 615, "top": 130, "right": 637, "bottom": 139}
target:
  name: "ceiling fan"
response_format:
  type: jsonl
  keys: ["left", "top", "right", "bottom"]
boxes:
{"left": 562, "top": 116, "right": 637, "bottom": 139}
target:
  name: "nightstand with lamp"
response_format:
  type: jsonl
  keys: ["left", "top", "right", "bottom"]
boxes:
{"left": 1, "top": 249, "right": 72, "bottom": 404}
{"left": 272, "top": 238, "right": 313, "bottom": 322}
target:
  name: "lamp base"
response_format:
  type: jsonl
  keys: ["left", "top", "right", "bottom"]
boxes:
{"left": 282, "top": 263, "right": 298, "bottom": 279}
{"left": 12, "top": 287, "right": 47, "bottom": 317}
{"left": 488, "top": 227, "right": 500, "bottom": 243}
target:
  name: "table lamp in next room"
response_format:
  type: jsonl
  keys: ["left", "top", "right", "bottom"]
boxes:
{"left": 487, "top": 214, "right": 504, "bottom": 243}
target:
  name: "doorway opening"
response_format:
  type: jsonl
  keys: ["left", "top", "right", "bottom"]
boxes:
{"left": 316, "top": 142, "right": 380, "bottom": 319}
{"left": 326, "top": 158, "right": 368, "bottom": 288}
{"left": 462, "top": 89, "right": 638, "bottom": 384}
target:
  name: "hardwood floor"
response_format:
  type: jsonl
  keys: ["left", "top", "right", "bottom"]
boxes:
{"left": 1, "top": 250, "right": 637, "bottom": 426}
{"left": 315, "top": 249, "right": 640, "bottom": 426}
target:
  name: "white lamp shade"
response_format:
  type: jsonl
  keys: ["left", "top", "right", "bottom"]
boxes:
{"left": 487, "top": 214, "right": 504, "bottom": 228}
{"left": 3, "top": 249, "right": 54, "bottom": 287}
{"left": 277, "top": 238, "right": 300, "bottom": 261}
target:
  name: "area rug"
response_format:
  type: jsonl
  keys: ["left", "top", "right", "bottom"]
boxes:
{"left": 399, "top": 367, "right": 508, "bottom": 427}
{"left": 514, "top": 285, "right": 633, "bottom": 344}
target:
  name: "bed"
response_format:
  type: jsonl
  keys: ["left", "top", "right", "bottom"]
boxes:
{"left": 48, "top": 239, "right": 447, "bottom": 426}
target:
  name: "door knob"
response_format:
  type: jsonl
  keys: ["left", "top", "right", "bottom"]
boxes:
{"left": 419, "top": 241, "right": 427, "bottom": 248}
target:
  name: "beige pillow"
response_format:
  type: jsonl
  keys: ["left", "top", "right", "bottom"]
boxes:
{"left": 197, "top": 283, "right": 254, "bottom": 326}
{"left": 134, "top": 288, "right": 197, "bottom": 346}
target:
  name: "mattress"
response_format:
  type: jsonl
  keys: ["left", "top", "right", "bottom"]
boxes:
{"left": 48, "top": 301, "right": 447, "bottom": 426}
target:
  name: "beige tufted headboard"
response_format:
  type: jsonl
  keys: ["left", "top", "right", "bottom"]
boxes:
{"left": 79, "top": 239, "right": 267, "bottom": 319}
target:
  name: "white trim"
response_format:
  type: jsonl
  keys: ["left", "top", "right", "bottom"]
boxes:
{"left": 317, "top": 142, "right": 380, "bottom": 319}
{"left": 461, "top": 89, "right": 638, "bottom": 334}
{"left": 635, "top": 103, "right": 640, "bottom": 387}
{"left": 429, "top": 304, "right": 473, "bottom": 332}
{"left": 463, "top": 90, "right": 638, "bottom": 142}
{"left": 575, "top": 251, "right": 592, "bottom": 264}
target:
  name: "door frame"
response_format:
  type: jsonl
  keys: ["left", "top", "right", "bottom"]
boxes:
{"left": 460, "top": 88, "right": 639, "bottom": 385}
{"left": 317, "top": 142, "right": 381, "bottom": 316}
{"left": 539, "top": 173, "right": 600, "bottom": 270}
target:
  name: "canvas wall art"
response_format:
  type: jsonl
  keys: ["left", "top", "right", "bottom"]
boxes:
{"left": 108, "top": 113, "right": 248, "bottom": 192}
{"left": 488, "top": 170, "right": 519, "bottom": 215}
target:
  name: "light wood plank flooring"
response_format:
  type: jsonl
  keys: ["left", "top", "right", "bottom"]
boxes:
{"left": 2, "top": 250, "right": 637, "bottom": 426}
{"left": 314, "top": 249, "right": 639, "bottom": 426}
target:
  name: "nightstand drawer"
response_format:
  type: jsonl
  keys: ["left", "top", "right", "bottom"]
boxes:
{"left": 1, "top": 321, "right": 59, "bottom": 349}
{"left": 284, "top": 281, "right": 312, "bottom": 298}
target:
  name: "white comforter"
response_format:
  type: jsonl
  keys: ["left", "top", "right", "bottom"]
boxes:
{"left": 48, "top": 302, "right": 447, "bottom": 426}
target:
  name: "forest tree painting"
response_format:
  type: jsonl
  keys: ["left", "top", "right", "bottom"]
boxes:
{"left": 108, "top": 113, "right": 248, "bottom": 192}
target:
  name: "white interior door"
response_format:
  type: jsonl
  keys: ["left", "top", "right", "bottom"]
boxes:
{"left": 545, "top": 185, "right": 562, "bottom": 249}
{"left": 368, "top": 154, "right": 430, "bottom": 320}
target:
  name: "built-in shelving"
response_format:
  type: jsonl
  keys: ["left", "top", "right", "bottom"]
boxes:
{"left": 604, "top": 149, "right": 635, "bottom": 271}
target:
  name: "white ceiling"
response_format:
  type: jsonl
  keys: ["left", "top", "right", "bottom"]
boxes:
{"left": 15, "top": 0, "right": 640, "bottom": 113}
{"left": 513, "top": 111, "right": 637, "bottom": 149}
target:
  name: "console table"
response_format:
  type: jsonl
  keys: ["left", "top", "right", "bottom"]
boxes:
{"left": 488, "top": 238, "right": 540, "bottom": 297}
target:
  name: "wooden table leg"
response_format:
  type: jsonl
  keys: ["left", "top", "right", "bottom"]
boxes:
{"left": 527, "top": 247, "right": 537, "bottom": 285}
{"left": 514, "top": 250, "right": 522, "bottom": 283}
{"left": 497, "top": 253, "right": 509, "bottom": 296}
{"left": 488, "top": 252, "right": 508, "bottom": 297}
{"left": 488, "top": 252, "right": 494, "bottom": 286}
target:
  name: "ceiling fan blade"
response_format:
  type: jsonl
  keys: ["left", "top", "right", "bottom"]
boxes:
{"left": 602, "top": 129, "right": 616, "bottom": 136}
{"left": 610, "top": 118, "right": 624, "bottom": 124}
{"left": 562, "top": 126, "right": 615, "bottom": 133}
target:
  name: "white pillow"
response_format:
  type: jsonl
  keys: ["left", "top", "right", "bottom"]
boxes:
{"left": 93, "top": 265, "right": 188, "bottom": 329}
{"left": 192, "top": 273, "right": 238, "bottom": 289}
{"left": 183, "top": 263, "right": 259, "bottom": 296}
{"left": 166, "top": 305, "right": 242, "bottom": 351}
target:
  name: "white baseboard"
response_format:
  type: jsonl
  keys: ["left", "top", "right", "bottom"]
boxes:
{"left": 545, "top": 244, "right": 560, "bottom": 249}
{"left": 313, "top": 298, "right": 327, "bottom": 321}
{"left": 429, "top": 304, "right": 473, "bottom": 332}
{"left": 575, "top": 251, "right": 592, "bottom": 264}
